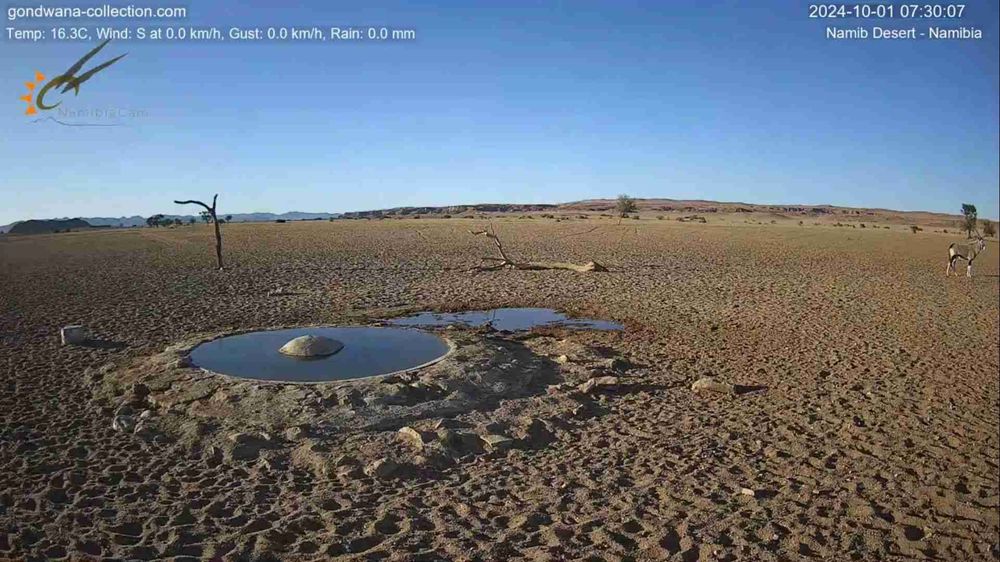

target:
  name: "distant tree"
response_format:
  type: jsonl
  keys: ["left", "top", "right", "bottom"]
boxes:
{"left": 961, "top": 204, "right": 978, "bottom": 238}
{"left": 199, "top": 210, "right": 212, "bottom": 224}
{"left": 146, "top": 214, "right": 164, "bottom": 228}
{"left": 616, "top": 194, "right": 637, "bottom": 219}
{"left": 982, "top": 219, "right": 996, "bottom": 238}
{"left": 225, "top": 215, "right": 233, "bottom": 222}
{"left": 173, "top": 218, "right": 182, "bottom": 226}
{"left": 175, "top": 194, "right": 224, "bottom": 270}
{"left": 188, "top": 217, "right": 196, "bottom": 225}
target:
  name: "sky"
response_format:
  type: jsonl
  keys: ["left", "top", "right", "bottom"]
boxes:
{"left": 2, "top": 0, "right": 998, "bottom": 224}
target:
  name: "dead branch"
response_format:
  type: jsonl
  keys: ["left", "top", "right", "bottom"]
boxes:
{"left": 468, "top": 224, "right": 607, "bottom": 273}
{"left": 174, "top": 193, "right": 223, "bottom": 270}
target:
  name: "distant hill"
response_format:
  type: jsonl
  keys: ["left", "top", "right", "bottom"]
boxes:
{"left": 341, "top": 204, "right": 557, "bottom": 218}
{"left": 7, "top": 218, "right": 95, "bottom": 235}
{"left": 1, "top": 212, "right": 341, "bottom": 233}
{"left": 340, "top": 198, "right": 969, "bottom": 227}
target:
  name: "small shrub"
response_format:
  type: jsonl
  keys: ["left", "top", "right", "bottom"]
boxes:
{"left": 910, "top": 225, "right": 921, "bottom": 233}
{"left": 658, "top": 216, "right": 665, "bottom": 220}
{"left": 442, "top": 214, "right": 452, "bottom": 219}
{"left": 859, "top": 223, "right": 865, "bottom": 228}
{"left": 982, "top": 220, "right": 996, "bottom": 237}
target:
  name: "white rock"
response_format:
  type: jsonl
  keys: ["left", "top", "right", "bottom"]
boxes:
{"left": 61, "top": 325, "right": 87, "bottom": 345}
{"left": 278, "top": 335, "right": 344, "bottom": 357}
{"left": 691, "top": 377, "right": 734, "bottom": 394}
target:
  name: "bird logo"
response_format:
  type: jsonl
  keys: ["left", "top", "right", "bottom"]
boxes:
{"left": 19, "top": 39, "right": 126, "bottom": 116}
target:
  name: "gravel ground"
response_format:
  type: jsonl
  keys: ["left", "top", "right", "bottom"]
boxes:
{"left": 1, "top": 217, "right": 997, "bottom": 561}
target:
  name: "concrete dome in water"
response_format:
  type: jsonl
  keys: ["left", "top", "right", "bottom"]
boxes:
{"left": 278, "top": 335, "right": 344, "bottom": 357}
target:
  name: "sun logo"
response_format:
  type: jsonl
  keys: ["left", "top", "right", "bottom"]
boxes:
{"left": 20, "top": 71, "right": 46, "bottom": 115}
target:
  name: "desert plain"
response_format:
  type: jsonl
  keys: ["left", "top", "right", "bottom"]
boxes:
{"left": 1, "top": 214, "right": 998, "bottom": 561}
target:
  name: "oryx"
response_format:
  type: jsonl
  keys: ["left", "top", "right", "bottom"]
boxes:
{"left": 947, "top": 234, "right": 987, "bottom": 277}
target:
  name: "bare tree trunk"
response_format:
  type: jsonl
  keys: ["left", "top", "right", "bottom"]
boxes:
{"left": 469, "top": 225, "right": 607, "bottom": 273}
{"left": 174, "top": 194, "right": 223, "bottom": 270}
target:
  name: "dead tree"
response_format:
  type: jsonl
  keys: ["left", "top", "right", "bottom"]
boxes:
{"left": 174, "top": 194, "right": 223, "bottom": 270}
{"left": 469, "top": 224, "right": 607, "bottom": 273}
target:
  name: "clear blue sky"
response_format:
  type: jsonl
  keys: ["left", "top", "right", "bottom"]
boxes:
{"left": 2, "top": 0, "right": 998, "bottom": 224}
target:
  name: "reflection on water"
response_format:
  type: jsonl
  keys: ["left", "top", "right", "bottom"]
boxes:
{"left": 189, "top": 327, "right": 450, "bottom": 383}
{"left": 388, "top": 308, "right": 623, "bottom": 332}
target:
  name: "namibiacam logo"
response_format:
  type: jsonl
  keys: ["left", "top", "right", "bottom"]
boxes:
{"left": 19, "top": 39, "right": 126, "bottom": 116}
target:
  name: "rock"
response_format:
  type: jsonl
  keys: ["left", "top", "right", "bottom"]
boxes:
{"left": 111, "top": 415, "right": 135, "bottom": 433}
{"left": 433, "top": 418, "right": 469, "bottom": 430}
{"left": 691, "top": 377, "right": 734, "bottom": 394}
{"left": 398, "top": 426, "right": 433, "bottom": 449}
{"left": 516, "top": 418, "right": 556, "bottom": 447}
{"left": 555, "top": 355, "right": 570, "bottom": 364}
{"left": 128, "top": 383, "right": 150, "bottom": 403}
{"left": 577, "top": 376, "right": 620, "bottom": 394}
{"left": 572, "top": 402, "right": 600, "bottom": 420}
{"left": 283, "top": 425, "right": 311, "bottom": 441}
{"left": 60, "top": 325, "right": 87, "bottom": 345}
{"left": 436, "top": 429, "right": 484, "bottom": 456}
{"left": 600, "top": 358, "right": 629, "bottom": 373}
{"left": 227, "top": 432, "right": 270, "bottom": 461}
{"left": 278, "top": 335, "right": 344, "bottom": 357}
{"left": 740, "top": 488, "right": 756, "bottom": 497}
{"left": 203, "top": 446, "right": 224, "bottom": 468}
{"left": 171, "top": 356, "right": 193, "bottom": 369}
{"left": 364, "top": 458, "right": 400, "bottom": 479}
{"left": 133, "top": 420, "right": 156, "bottom": 441}
{"left": 138, "top": 409, "right": 154, "bottom": 420}
{"left": 546, "top": 383, "right": 574, "bottom": 395}
{"left": 480, "top": 433, "right": 515, "bottom": 452}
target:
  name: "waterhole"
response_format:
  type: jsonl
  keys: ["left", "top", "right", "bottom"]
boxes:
{"left": 189, "top": 327, "right": 451, "bottom": 383}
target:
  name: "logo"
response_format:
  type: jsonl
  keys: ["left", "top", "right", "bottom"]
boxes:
{"left": 20, "top": 39, "right": 131, "bottom": 126}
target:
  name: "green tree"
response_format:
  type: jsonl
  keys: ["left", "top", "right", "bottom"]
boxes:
{"left": 188, "top": 217, "right": 196, "bottom": 225}
{"left": 982, "top": 219, "right": 996, "bottom": 238}
{"left": 616, "top": 194, "right": 637, "bottom": 219}
{"left": 146, "top": 214, "right": 164, "bottom": 228}
{"left": 199, "top": 210, "right": 212, "bottom": 224}
{"left": 961, "top": 203, "right": 978, "bottom": 238}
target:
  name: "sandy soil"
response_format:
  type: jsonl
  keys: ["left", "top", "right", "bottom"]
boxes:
{"left": 1, "top": 217, "right": 998, "bottom": 561}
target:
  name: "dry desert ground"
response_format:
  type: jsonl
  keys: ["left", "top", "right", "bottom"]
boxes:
{"left": 1, "top": 217, "right": 998, "bottom": 561}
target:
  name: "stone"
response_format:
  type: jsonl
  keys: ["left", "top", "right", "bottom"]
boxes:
{"left": 203, "top": 446, "right": 224, "bottom": 468}
{"left": 111, "top": 415, "right": 135, "bottom": 433}
{"left": 555, "top": 355, "right": 570, "bottom": 364}
{"left": 364, "top": 458, "right": 400, "bottom": 479}
{"left": 433, "top": 418, "right": 469, "bottom": 430}
{"left": 227, "top": 432, "right": 270, "bottom": 461}
{"left": 278, "top": 335, "right": 344, "bottom": 357}
{"left": 577, "top": 376, "right": 620, "bottom": 394}
{"left": 601, "top": 358, "right": 629, "bottom": 372}
{"left": 283, "top": 425, "right": 311, "bottom": 441}
{"left": 480, "top": 433, "right": 515, "bottom": 452}
{"left": 171, "top": 356, "right": 193, "bottom": 369}
{"left": 436, "top": 429, "right": 484, "bottom": 456}
{"left": 398, "top": 426, "right": 433, "bottom": 449}
{"left": 516, "top": 418, "right": 556, "bottom": 446}
{"left": 740, "top": 488, "right": 756, "bottom": 497}
{"left": 60, "top": 325, "right": 87, "bottom": 345}
{"left": 128, "top": 383, "right": 150, "bottom": 403}
{"left": 691, "top": 377, "right": 734, "bottom": 394}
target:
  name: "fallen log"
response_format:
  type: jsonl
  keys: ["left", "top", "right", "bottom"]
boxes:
{"left": 469, "top": 226, "right": 607, "bottom": 273}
